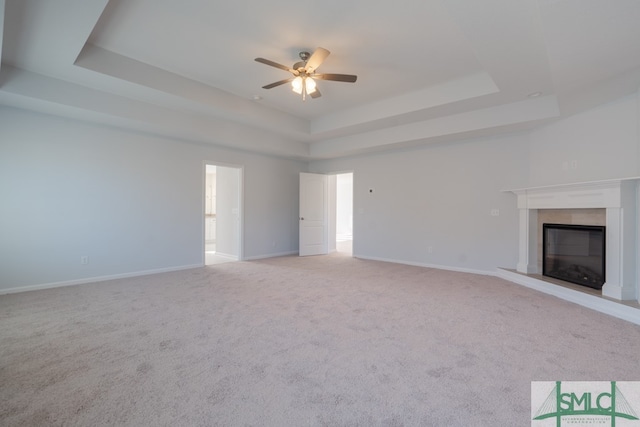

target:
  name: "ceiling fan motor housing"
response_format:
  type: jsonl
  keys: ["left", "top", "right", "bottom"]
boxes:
{"left": 293, "top": 52, "right": 311, "bottom": 72}
{"left": 299, "top": 51, "right": 311, "bottom": 61}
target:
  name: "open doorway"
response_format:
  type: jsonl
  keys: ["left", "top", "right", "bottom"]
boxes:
{"left": 335, "top": 172, "right": 353, "bottom": 255}
{"left": 204, "top": 164, "right": 243, "bottom": 265}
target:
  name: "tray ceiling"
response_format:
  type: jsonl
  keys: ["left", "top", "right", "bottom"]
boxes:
{"left": 1, "top": 0, "right": 639, "bottom": 159}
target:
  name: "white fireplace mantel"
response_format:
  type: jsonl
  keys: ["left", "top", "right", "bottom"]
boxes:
{"left": 506, "top": 177, "right": 640, "bottom": 301}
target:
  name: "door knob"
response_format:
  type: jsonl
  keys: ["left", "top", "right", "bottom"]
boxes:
{"left": 300, "top": 217, "right": 304, "bottom": 220}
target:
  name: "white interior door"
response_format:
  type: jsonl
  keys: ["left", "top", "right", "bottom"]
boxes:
{"left": 299, "top": 172, "right": 328, "bottom": 256}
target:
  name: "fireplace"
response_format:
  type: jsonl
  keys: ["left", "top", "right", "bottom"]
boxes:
{"left": 508, "top": 178, "right": 639, "bottom": 301}
{"left": 543, "top": 223, "right": 605, "bottom": 290}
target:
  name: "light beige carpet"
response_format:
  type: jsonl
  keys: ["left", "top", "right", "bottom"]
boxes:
{"left": 2, "top": 253, "right": 639, "bottom": 426}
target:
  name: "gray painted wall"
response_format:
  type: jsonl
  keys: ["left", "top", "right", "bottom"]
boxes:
{"left": 0, "top": 107, "right": 305, "bottom": 291}
{"left": 1, "top": 91, "right": 638, "bottom": 291}
{"left": 310, "top": 134, "right": 529, "bottom": 273}
{"left": 527, "top": 95, "right": 639, "bottom": 186}
{"left": 310, "top": 93, "right": 639, "bottom": 274}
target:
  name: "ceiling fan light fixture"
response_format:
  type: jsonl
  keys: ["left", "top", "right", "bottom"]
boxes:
{"left": 292, "top": 76, "right": 316, "bottom": 100}
{"left": 291, "top": 76, "right": 303, "bottom": 94}
{"left": 305, "top": 77, "right": 317, "bottom": 94}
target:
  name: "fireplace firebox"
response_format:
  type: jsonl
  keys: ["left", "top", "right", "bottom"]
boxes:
{"left": 542, "top": 223, "right": 606, "bottom": 290}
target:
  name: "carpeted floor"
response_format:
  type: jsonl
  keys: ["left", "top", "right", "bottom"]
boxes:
{"left": 1, "top": 253, "right": 639, "bottom": 426}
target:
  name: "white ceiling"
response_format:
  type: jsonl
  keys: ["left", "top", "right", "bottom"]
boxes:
{"left": 1, "top": 0, "right": 640, "bottom": 160}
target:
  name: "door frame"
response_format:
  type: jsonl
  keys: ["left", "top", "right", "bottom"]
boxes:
{"left": 301, "top": 170, "right": 354, "bottom": 256}
{"left": 203, "top": 161, "right": 244, "bottom": 265}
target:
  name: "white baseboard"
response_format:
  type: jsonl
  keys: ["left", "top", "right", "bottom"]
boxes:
{"left": 496, "top": 268, "right": 640, "bottom": 326}
{"left": 355, "top": 255, "right": 498, "bottom": 277}
{"left": 0, "top": 264, "right": 203, "bottom": 295}
{"left": 243, "top": 250, "right": 298, "bottom": 261}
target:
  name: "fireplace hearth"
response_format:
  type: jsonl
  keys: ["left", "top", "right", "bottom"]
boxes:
{"left": 543, "top": 223, "right": 605, "bottom": 290}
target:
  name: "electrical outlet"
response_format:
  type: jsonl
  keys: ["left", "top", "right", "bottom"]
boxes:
{"left": 428, "top": 246, "right": 433, "bottom": 254}
{"left": 80, "top": 256, "right": 89, "bottom": 265}
{"left": 571, "top": 160, "right": 578, "bottom": 170}
{"left": 491, "top": 209, "right": 499, "bottom": 216}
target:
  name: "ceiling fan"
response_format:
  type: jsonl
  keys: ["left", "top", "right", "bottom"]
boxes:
{"left": 255, "top": 47, "right": 357, "bottom": 100}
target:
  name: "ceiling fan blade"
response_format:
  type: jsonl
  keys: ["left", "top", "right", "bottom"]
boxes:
{"left": 313, "top": 73, "right": 357, "bottom": 83}
{"left": 255, "top": 57, "right": 296, "bottom": 74}
{"left": 310, "top": 88, "right": 322, "bottom": 99}
{"left": 305, "top": 47, "right": 330, "bottom": 72}
{"left": 262, "top": 77, "right": 294, "bottom": 89}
